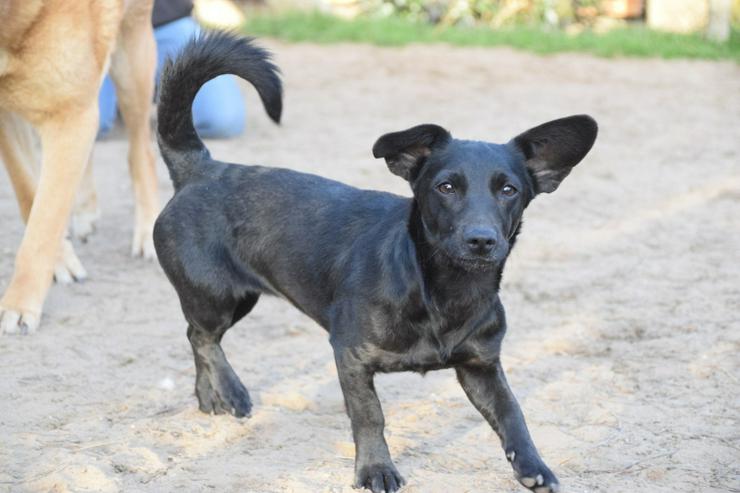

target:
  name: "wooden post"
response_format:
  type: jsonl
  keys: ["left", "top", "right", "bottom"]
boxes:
{"left": 647, "top": 0, "right": 708, "bottom": 33}
{"left": 707, "top": 0, "right": 732, "bottom": 42}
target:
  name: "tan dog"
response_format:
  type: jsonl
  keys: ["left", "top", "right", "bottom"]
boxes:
{"left": 0, "top": 0, "right": 159, "bottom": 334}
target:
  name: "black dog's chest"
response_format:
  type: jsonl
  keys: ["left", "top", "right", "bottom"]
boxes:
{"left": 367, "top": 340, "right": 469, "bottom": 373}
{"left": 406, "top": 337, "right": 471, "bottom": 372}
{"left": 366, "top": 323, "right": 484, "bottom": 373}
{"left": 351, "top": 297, "right": 503, "bottom": 374}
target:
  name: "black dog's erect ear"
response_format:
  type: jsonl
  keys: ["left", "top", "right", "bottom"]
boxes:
{"left": 510, "top": 115, "right": 598, "bottom": 194}
{"left": 372, "top": 124, "right": 451, "bottom": 181}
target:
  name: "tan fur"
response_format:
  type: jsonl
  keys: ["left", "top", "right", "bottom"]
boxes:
{"left": 0, "top": 0, "right": 158, "bottom": 334}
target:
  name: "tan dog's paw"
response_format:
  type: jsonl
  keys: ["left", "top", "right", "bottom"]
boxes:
{"left": 0, "top": 309, "right": 40, "bottom": 335}
{"left": 131, "top": 222, "right": 156, "bottom": 260}
{"left": 71, "top": 207, "right": 101, "bottom": 242}
{"left": 53, "top": 239, "right": 87, "bottom": 284}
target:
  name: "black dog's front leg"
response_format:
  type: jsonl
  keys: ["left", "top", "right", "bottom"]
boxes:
{"left": 334, "top": 349, "right": 405, "bottom": 493}
{"left": 456, "top": 362, "right": 560, "bottom": 493}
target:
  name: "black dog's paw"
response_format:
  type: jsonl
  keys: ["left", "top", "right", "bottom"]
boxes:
{"left": 197, "top": 373, "right": 253, "bottom": 418}
{"left": 506, "top": 449, "right": 560, "bottom": 493}
{"left": 354, "top": 462, "right": 406, "bottom": 493}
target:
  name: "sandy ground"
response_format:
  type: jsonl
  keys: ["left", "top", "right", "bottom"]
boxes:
{"left": 1, "top": 42, "right": 739, "bottom": 493}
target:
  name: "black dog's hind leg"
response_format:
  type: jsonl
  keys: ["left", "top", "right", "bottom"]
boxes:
{"left": 456, "top": 362, "right": 559, "bottom": 493}
{"left": 333, "top": 349, "right": 405, "bottom": 493}
{"left": 187, "top": 293, "right": 260, "bottom": 418}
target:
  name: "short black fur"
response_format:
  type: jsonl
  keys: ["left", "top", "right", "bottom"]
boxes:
{"left": 154, "top": 32, "right": 598, "bottom": 493}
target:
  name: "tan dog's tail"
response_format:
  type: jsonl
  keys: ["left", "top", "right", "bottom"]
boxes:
{"left": 157, "top": 31, "right": 282, "bottom": 189}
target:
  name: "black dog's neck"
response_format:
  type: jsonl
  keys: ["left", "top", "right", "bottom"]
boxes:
{"left": 407, "top": 202, "right": 504, "bottom": 317}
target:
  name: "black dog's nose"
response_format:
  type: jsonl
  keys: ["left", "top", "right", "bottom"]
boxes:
{"left": 465, "top": 228, "right": 497, "bottom": 255}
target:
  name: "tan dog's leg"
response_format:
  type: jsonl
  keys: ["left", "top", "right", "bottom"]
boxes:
{"left": 71, "top": 155, "right": 101, "bottom": 241}
{"left": 110, "top": 1, "right": 158, "bottom": 258}
{"left": 0, "top": 111, "right": 38, "bottom": 222}
{"left": 0, "top": 112, "right": 88, "bottom": 287}
{"left": 0, "top": 104, "right": 98, "bottom": 334}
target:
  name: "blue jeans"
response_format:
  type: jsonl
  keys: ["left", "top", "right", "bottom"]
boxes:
{"left": 98, "top": 17, "right": 246, "bottom": 139}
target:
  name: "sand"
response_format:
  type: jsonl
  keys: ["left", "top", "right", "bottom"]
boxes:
{"left": 0, "top": 42, "right": 738, "bottom": 493}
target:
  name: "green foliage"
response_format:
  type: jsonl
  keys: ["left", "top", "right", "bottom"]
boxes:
{"left": 244, "top": 10, "right": 740, "bottom": 60}
{"left": 361, "top": 0, "right": 620, "bottom": 28}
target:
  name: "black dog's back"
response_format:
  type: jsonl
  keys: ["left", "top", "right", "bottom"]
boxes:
{"left": 155, "top": 161, "right": 411, "bottom": 327}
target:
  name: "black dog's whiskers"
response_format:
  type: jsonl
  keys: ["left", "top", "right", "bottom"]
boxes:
{"left": 427, "top": 246, "right": 442, "bottom": 262}
{"left": 154, "top": 31, "right": 597, "bottom": 493}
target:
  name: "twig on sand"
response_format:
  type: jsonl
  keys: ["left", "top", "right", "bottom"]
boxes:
{"left": 73, "top": 440, "right": 119, "bottom": 451}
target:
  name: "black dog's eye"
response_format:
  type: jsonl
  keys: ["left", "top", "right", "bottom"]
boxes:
{"left": 501, "top": 184, "right": 518, "bottom": 197}
{"left": 437, "top": 182, "right": 455, "bottom": 194}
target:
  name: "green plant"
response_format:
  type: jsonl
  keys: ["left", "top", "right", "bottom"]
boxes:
{"left": 244, "top": 10, "right": 740, "bottom": 60}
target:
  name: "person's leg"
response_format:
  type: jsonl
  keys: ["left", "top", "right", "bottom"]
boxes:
{"left": 191, "top": 73, "right": 246, "bottom": 139}
{"left": 97, "top": 76, "right": 117, "bottom": 137}
{"left": 154, "top": 17, "right": 246, "bottom": 139}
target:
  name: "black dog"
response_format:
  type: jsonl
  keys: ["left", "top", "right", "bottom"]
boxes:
{"left": 154, "top": 32, "right": 597, "bottom": 493}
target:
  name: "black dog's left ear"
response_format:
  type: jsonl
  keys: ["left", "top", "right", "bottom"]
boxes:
{"left": 373, "top": 124, "right": 451, "bottom": 181}
{"left": 510, "top": 115, "right": 598, "bottom": 194}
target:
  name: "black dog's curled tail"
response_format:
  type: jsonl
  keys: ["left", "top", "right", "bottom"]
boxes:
{"left": 157, "top": 31, "right": 282, "bottom": 188}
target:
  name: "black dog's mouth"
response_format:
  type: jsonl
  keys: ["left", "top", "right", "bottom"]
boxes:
{"left": 447, "top": 254, "right": 499, "bottom": 272}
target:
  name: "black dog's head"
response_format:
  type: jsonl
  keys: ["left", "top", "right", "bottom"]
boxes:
{"left": 373, "top": 115, "right": 598, "bottom": 271}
